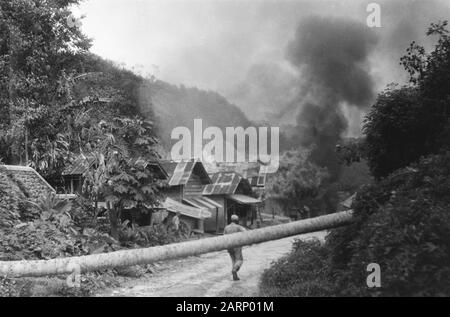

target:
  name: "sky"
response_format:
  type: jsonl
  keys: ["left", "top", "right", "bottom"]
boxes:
{"left": 74, "top": 0, "right": 450, "bottom": 129}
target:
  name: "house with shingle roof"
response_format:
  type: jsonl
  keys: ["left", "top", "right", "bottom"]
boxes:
{"left": 157, "top": 160, "right": 218, "bottom": 234}
{"left": 52, "top": 154, "right": 168, "bottom": 197}
{"left": 0, "top": 165, "right": 55, "bottom": 203}
{"left": 51, "top": 154, "right": 97, "bottom": 196}
{"left": 202, "top": 171, "right": 261, "bottom": 233}
{"left": 205, "top": 161, "right": 268, "bottom": 199}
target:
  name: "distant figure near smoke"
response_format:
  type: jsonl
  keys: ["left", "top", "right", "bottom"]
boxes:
{"left": 287, "top": 16, "right": 378, "bottom": 180}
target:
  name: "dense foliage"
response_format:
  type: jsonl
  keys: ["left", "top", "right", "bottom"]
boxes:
{"left": 0, "top": 0, "right": 166, "bottom": 243}
{"left": 267, "top": 150, "right": 327, "bottom": 201}
{"left": 364, "top": 21, "right": 450, "bottom": 179}
{"left": 260, "top": 239, "right": 333, "bottom": 296}
{"left": 266, "top": 147, "right": 372, "bottom": 217}
{"left": 0, "top": 0, "right": 90, "bottom": 167}
{"left": 261, "top": 151, "right": 450, "bottom": 296}
{"left": 327, "top": 152, "right": 450, "bottom": 296}
{"left": 261, "top": 21, "right": 450, "bottom": 297}
{"left": 266, "top": 149, "right": 343, "bottom": 217}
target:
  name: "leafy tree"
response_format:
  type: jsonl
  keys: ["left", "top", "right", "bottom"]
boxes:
{"left": 363, "top": 21, "right": 450, "bottom": 178}
{"left": 363, "top": 86, "right": 426, "bottom": 178}
{"left": 336, "top": 138, "right": 367, "bottom": 165}
{"left": 0, "top": 0, "right": 90, "bottom": 166}
{"left": 266, "top": 150, "right": 332, "bottom": 216}
{"left": 0, "top": 1, "right": 164, "bottom": 241}
{"left": 81, "top": 117, "right": 163, "bottom": 239}
{"left": 328, "top": 151, "right": 450, "bottom": 296}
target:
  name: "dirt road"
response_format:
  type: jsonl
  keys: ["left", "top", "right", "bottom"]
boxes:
{"left": 100, "top": 231, "right": 327, "bottom": 297}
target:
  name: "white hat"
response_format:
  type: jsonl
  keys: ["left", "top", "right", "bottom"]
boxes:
{"left": 231, "top": 214, "right": 239, "bottom": 221}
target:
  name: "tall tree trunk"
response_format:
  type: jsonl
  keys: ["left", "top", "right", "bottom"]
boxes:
{"left": 8, "top": 26, "right": 18, "bottom": 164}
{"left": 0, "top": 210, "right": 353, "bottom": 277}
{"left": 109, "top": 207, "right": 120, "bottom": 241}
{"left": 24, "top": 125, "right": 28, "bottom": 165}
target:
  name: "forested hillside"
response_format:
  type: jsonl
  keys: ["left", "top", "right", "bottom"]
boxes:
{"left": 0, "top": 0, "right": 157, "bottom": 176}
{"left": 139, "top": 79, "right": 252, "bottom": 150}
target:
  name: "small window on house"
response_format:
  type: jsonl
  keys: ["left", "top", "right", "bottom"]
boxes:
{"left": 257, "top": 174, "right": 266, "bottom": 187}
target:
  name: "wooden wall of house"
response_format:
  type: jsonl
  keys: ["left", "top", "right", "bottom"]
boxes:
{"left": 183, "top": 173, "right": 203, "bottom": 197}
{"left": 50, "top": 175, "right": 82, "bottom": 194}
{"left": 204, "top": 195, "right": 226, "bottom": 233}
{"left": 180, "top": 215, "right": 197, "bottom": 232}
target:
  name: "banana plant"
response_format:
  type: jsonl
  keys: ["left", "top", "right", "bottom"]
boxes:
{"left": 26, "top": 192, "right": 73, "bottom": 229}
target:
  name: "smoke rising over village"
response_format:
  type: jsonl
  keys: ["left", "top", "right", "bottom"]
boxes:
{"left": 77, "top": 0, "right": 450, "bottom": 147}
{"left": 286, "top": 16, "right": 378, "bottom": 179}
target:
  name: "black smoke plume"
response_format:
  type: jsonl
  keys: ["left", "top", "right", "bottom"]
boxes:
{"left": 287, "top": 16, "right": 378, "bottom": 180}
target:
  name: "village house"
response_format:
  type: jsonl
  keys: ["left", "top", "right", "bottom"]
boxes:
{"left": 202, "top": 171, "right": 261, "bottom": 233}
{"left": 0, "top": 165, "right": 56, "bottom": 203}
{"left": 157, "top": 160, "right": 219, "bottom": 235}
{"left": 47, "top": 155, "right": 217, "bottom": 234}
{"left": 244, "top": 164, "right": 268, "bottom": 200}
{"left": 52, "top": 154, "right": 167, "bottom": 196}
{"left": 48, "top": 155, "right": 172, "bottom": 226}
{"left": 205, "top": 161, "right": 268, "bottom": 198}
{"left": 51, "top": 154, "right": 97, "bottom": 198}
{"left": 1, "top": 158, "right": 265, "bottom": 236}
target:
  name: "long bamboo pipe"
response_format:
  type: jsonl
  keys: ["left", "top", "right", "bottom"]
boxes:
{"left": 0, "top": 210, "right": 353, "bottom": 277}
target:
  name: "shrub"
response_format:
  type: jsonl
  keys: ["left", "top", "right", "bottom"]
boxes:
{"left": 327, "top": 151, "right": 450, "bottom": 296}
{"left": 337, "top": 160, "right": 373, "bottom": 193}
{"left": 259, "top": 239, "right": 335, "bottom": 297}
{"left": 363, "top": 21, "right": 450, "bottom": 179}
{"left": 363, "top": 86, "right": 429, "bottom": 179}
{"left": 261, "top": 152, "right": 450, "bottom": 296}
{"left": 118, "top": 223, "right": 178, "bottom": 247}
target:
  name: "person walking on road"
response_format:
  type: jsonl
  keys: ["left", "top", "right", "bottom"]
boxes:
{"left": 224, "top": 214, "right": 247, "bottom": 281}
